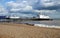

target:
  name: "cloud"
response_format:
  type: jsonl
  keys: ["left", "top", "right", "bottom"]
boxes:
{"left": 35, "top": 10, "right": 56, "bottom": 13}
{"left": 6, "top": 0, "right": 60, "bottom": 11}
{"left": 5, "top": 0, "right": 60, "bottom": 18}
{"left": 15, "top": 0, "right": 60, "bottom": 10}
{"left": 6, "top": 1, "right": 33, "bottom": 12}
{"left": 33, "top": 0, "right": 60, "bottom": 10}
{"left": 6, "top": 1, "right": 38, "bottom": 17}
{"left": 6, "top": 0, "right": 38, "bottom": 14}
{"left": 41, "top": 0, "right": 55, "bottom": 7}
{"left": 0, "top": 5, "right": 8, "bottom": 16}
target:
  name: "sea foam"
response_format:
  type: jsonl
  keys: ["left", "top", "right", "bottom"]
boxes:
{"left": 34, "top": 24, "right": 60, "bottom": 28}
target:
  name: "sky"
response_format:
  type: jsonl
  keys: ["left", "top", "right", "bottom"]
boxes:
{"left": 0, "top": 0, "right": 60, "bottom": 18}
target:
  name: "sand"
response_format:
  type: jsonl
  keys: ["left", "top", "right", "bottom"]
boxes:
{"left": 0, "top": 23, "right": 60, "bottom": 38}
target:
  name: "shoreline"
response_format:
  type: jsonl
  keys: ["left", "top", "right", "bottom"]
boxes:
{"left": 0, "top": 22, "right": 60, "bottom": 29}
{"left": 0, "top": 23, "right": 60, "bottom": 38}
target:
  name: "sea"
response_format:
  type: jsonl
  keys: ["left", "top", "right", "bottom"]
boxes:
{"left": 0, "top": 19, "right": 60, "bottom": 28}
{"left": 20, "top": 20, "right": 60, "bottom": 28}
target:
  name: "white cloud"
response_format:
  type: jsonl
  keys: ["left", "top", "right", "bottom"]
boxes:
{"left": 6, "top": 1, "right": 33, "bottom": 12}
{"left": 34, "top": 10, "right": 56, "bottom": 13}
{"left": 0, "top": 5, "right": 8, "bottom": 15}
{"left": 40, "top": 0, "right": 60, "bottom": 10}
{"left": 6, "top": 0, "right": 60, "bottom": 18}
{"left": 6, "top": 0, "right": 60, "bottom": 11}
{"left": 16, "top": 0, "right": 38, "bottom": 5}
{"left": 7, "top": 1, "right": 19, "bottom": 8}
{"left": 6, "top": 0, "right": 60, "bottom": 9}
{"left": 41, "top": 0, "right": 55, "bottom": 7}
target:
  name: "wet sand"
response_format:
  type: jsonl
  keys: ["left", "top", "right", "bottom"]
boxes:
{"left": 0, "top": 23, "right": 60, "bottom": 38}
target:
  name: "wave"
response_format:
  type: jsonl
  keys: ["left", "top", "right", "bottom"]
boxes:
{"left": 34, "top": 24, "right": 60, "bottom": 28}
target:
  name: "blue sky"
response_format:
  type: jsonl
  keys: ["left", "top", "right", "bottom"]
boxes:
{"left": 0, "top": 0, "right": 60, "bottom": 18}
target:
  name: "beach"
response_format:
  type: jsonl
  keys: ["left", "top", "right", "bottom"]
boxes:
{"left": 0, "top": 23, "right": 60, "bottom": 38}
